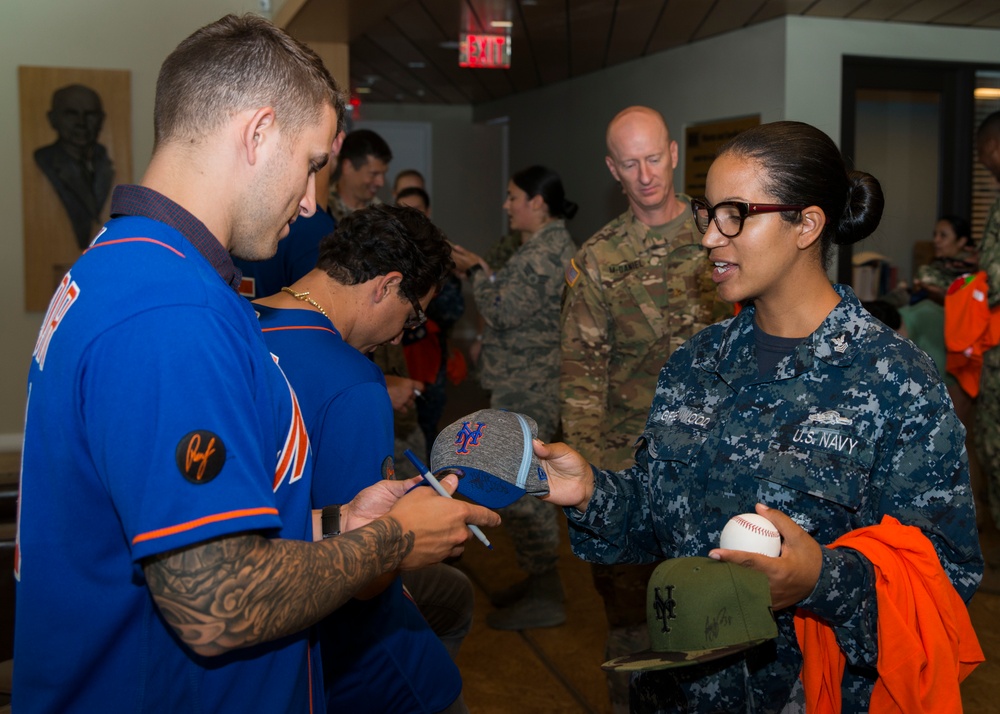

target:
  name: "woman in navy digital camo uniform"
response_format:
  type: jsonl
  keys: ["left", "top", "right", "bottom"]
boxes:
{"left": 537, "top": 121, "right": 982, "bottom": 712}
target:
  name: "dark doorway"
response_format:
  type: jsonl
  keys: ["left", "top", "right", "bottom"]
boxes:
{"left": 838, "top": 57, "right": 987, "bottom": 286}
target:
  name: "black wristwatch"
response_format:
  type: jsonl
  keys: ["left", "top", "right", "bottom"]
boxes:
{"left": 466, "top": 264, "right": 484, "bottom": 279}
{"left": 321, "top": 504, "right": 342, "bottom": 539}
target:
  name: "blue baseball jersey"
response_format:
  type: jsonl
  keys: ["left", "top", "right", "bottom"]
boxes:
{"left": 15, "top": 210, "right": 321, "bottom": 712}
{"left": 257, "top": 305, "right": 463, "bottom": 713}
{"left": 235, "top": 208, "right": 336, "bottom": 299}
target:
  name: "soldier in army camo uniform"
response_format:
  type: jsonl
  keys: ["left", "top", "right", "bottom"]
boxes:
{"left": 912, "top": 217, "right": 978, "bottom": 297}
{"left": 976, "top": 112, "right": 1000, "bottom": 540}
{"left": 328, "top": 129, "right": 390, "bottom": 223}
{"left": 452, "top": 165, "right": 577, "bottom": 630}
{"left": 539, "top": 121, "right": 982, "bottom": 712}
{"left": 560, "top": 106, "right": 729, "bottom": 712}
{"left": 884, "top": 214, "right": 978, "bottom": 310}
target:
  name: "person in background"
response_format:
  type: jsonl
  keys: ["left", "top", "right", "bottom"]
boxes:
{"left": 975, "top": 110, "right": 1000, "bottom": 590}
{"left": 904, "top": 215, "right": 978, "bottom": 305}
{"left": 255, "top": 204, "right": 474, "bottom": 714}
{"left": 13, "top": 14, "right": 499, "bottom": 712}
{"left": 329, "top": 128, "right": 391, "bottom": 221}
{"left": 882, "top": 214, "right": 983, "bottom": 535}
{"left": 396, "top": 186, "right": 430, "bottom": 214}
{"left": 393, "top": 168, "right": 426, "bottom": 201}
{"left": 559, "top": 105, "right": 728, "bottom": 712}
{"left": 537, "top": 120, "right": 981, "bottom": 712}
{"left": 451, "top": 165, "right": 577, "bottom": 630}
{"left": 883, "top": 215, "right": 977, "bottom": 386}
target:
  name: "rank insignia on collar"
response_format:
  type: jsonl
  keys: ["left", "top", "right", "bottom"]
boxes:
{"left": 832, "top": 334, "right": 848, "bottom": 353}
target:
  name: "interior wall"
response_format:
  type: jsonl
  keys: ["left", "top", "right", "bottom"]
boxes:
{"left": 0, "top": 0, "right": 262, "bottom": 443}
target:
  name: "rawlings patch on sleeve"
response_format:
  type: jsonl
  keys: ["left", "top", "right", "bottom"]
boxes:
{"left": 565, "top": 258, "right": 581, "bottom": 288}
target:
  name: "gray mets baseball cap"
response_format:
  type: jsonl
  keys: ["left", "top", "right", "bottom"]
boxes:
{"left": 602, "top": 557, "right": 778, "bottom": 671}
{"left": 429, "top": 408, "right": 549, "bottom": 509}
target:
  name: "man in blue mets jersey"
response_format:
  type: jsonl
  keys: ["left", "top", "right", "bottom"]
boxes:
{"left": 256, "top": 204, "right": 473, "bottom": 713}
{"left": 14, "top": 14, "right": 498, "bottom": 713}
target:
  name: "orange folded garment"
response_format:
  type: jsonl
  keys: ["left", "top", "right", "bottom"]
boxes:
{"left": 944, "top": 271, "right": 1000, "bottom": 397}
{"left": 795, "top": 516, "right": 983, "bottom": 714}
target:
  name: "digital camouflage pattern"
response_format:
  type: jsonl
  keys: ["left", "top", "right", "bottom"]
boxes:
{"left": 475, "top": 219, "right": 576, "bottom": 440}
{"left": 568, "top": 285, "right": 983, "bottom": 713}
{"left": 474, "top": 220, "right": 576, "bottom": 575}
{"left": 914, "top": 248, "right": 979, "bottom": 291}
{"left": 560, "top": 202, "right": 729, "bottom": 470}
{"left": 483, "top": 230, "right": 524, "bottom": 274}
{"left": 978, "top": 196, "right": 1000, "bottom": 529}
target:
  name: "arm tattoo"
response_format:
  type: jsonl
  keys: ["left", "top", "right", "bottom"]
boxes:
{"left": 143, "top": 517, "right": 415, "bottom": 656}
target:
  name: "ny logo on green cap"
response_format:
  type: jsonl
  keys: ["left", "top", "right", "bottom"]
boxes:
{"left": 653, "top": 585, "right": 677, "bottom": 633}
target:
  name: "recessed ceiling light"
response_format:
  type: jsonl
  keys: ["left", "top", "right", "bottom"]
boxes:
{"left": 490, "top": 20, "right": 512, "bottom": 28}
{"left": 439, "top": 40, "right": 460, "bottom": 50}
{"left": 355, "top": 87, "right": 372, "bottom": 94}
{"left": 975, "top": 88, "right": 1000, "bottom": 100}
{"left": 408, "top": 61, "right": 426, "bottom": 69}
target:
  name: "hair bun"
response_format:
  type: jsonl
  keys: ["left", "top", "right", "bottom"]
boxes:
{"left": 834, "top": 171, "right": 884, "bottom": 245}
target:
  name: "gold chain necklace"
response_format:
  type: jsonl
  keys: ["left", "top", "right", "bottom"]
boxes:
{"left": 280, "top": 287, "right": 330, "bottom": 320}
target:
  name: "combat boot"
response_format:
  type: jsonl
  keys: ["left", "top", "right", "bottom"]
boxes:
{"left": 485, "top": 569, "right": 566, "bottom": 630}
{"left": 488, "top": 576, "right": 530, "bottom": 608}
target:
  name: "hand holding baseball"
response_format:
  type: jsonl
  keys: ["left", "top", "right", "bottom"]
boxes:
{"left": 719, "top": 512, "right": 781, "bottom": 556}
{"left": 709, "top": 503, "right": 823, "bottom": 611}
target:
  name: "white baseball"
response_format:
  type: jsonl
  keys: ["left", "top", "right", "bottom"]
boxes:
{"left": 719, "top": 513, "right": 781, "bottom": 557}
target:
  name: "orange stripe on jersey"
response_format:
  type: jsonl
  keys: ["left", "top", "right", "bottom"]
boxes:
{"left": 87, "top": 237, "right": 187, "bottom": 258}
{"left": 261, "top": 325, "right": 337, "bottom": 335}
{"left": 308, "top": 646, "right": 315, "bottom": 714}
{"left": 273, "top": 389, "right": 309, "bottom": 491}
{"left": 132, "top": 507, "right": 280, "bottom": 545}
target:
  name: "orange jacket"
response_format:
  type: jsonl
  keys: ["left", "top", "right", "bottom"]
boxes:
{"left": 794, "top": 516, "right": 983, "bottom": 714}
{"left": 944, "top": 271, "right": 1000, "bottom": 397}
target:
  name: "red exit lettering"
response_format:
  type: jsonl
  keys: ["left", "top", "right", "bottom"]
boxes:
{"left": 459, "top": 33, "right": 511, "bottom": 69}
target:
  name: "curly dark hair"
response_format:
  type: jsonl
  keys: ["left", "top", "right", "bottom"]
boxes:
{"left": 316, "top": 204, "right": 454, "bottom": 303}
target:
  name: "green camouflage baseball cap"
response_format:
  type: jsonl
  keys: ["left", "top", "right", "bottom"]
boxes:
{"left": 601, "top": 557, "right": 777, "bottom": 671}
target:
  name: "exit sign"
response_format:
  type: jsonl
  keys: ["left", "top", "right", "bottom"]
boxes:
{"left": 459, "top": 33, "right": 511, "bottom": 69}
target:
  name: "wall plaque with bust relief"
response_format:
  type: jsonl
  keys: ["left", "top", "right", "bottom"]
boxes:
{"left": 19, "top": 66, "right": 132, "bottom": 311}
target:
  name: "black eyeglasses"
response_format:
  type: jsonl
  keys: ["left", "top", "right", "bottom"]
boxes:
{"left": 403, "top": 294, "right": 427, "bottom": 330}
{"left": 690, "top": 198, "right": 807, "bottom": 238}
